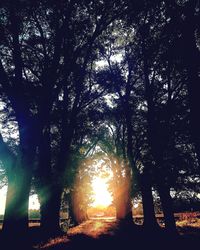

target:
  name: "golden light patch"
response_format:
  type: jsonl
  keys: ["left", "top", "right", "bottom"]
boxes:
{"left": 91, "top": 177, "right": 112, "bottom": 208}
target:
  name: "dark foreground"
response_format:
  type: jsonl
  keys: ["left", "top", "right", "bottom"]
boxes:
{"left": 1, "top": 218, "right": 200, "bottom": 250}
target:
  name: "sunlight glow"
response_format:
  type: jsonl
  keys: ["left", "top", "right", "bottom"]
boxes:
{"left": 0, "top": 186, "right": 7, "bottom": 214}
{"left": 0, "top": 187, "right": 40, "bottom": 215}
{"left": 91, "top": 177, "right": 112, "bottom": 208}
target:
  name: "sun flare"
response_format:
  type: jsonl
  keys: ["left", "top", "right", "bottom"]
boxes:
{"left": 91, "top": 177, "right": 112, "bottom": 208}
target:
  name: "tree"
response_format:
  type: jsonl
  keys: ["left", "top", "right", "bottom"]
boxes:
{"left": 0, "top": 1, "right": 37, "bottom": 236}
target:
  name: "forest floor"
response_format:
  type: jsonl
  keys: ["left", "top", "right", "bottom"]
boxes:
{"left": 31, "top": 215, "right": 200, "bottom": 250}
{"left": 1, "top": 214, "right": 200, "bottom": 250}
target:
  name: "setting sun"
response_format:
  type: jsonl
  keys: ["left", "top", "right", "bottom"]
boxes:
{"left": 91, "top": 177, "right": 113, "bottom": 208}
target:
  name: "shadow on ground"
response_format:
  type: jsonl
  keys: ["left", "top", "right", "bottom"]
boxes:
{"left": 35, "top": 220, "right": 200, "bottom": 250}
{"left": 1, "top": 220, "right": 200, "bottom": 250}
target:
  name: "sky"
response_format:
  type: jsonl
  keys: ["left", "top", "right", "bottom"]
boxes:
{"left": 0, "top": 186, "right": 40, "bottom": 215}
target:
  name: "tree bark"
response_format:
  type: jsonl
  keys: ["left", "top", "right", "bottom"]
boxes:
{"left": 2, "top": 117, "right": 36, "bottom": 236}
{"left": 3, "top": 157, "right": 33, "bottom": 236}
{"left": 36, "top": 122, "right": 63, "bottom": 234}
{"left": 157, "top": 184, "right": 177, "bottom": 233}
{"left": 141, "top": 172, "right": 159, "bottom": 229}
{"left": 123, "top": 104, "right": 137, "bottom": 225}
{"left": 115, "top": 185, "right": 132, "bottom": 221}
{"left": 142, "top": 44, "right": 176, "bottom": 233}
{"left": 68, "top": 190, "right": 78, "bottom": 226}
{"left": 39, "top": 184, "right": 63, "bottom": 235}
{"left": 181, "top": 3, "right": 200, "bottom": 166}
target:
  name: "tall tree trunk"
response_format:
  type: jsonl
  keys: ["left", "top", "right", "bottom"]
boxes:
{"left": 115, "top": 200, "right": 125, "bottom": 220}
{"left": 35, "top": 116, "right": 63, "bottom": 234}
{"left": 2, "top": 119, "right": 35, "bottom": 237}
{"left": 157, "top": 184, "right": 177, "bottom": 233}
{"left": 118, "top": 195, "right": 133, "bottom": 228}
{"left": 141, "top": 171, "right": 159, "bottom": 229}
{"left": 142, "top": 46, "right": 176, "bottom": 233}
{"left": 3, "top": 158, "right": 32, "bottom": 236}
{"left": 115, "top": 183, "right": 132, "bottom": 221}
{"left": 123, "top": 105, "right": 137, "bottom": 225}
{"left": 111, "top": 157, "right": 133, "bottom": 222}
{"left": 68, "top": 190, "right": 78, "bottom": 226}
{"left": 72, "top": 187, "right": 88, "bottom": 224}
{"left": 36, "top": 169, "right": 63, "bottom": 235}
{"left": 181, "top": 4, "right": 200, "bottom": 166}
{"left": 39, "top": 184, "right": 63, "bottom": 235}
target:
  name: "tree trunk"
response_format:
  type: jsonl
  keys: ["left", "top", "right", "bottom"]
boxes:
{"left": 141, "top": 172, "right": 159, "bottom": 229}
{"left": 3, "top": 121, "right": 35, "bottom": 236}
{"left": 123, "top": 196, "right": 133, "bottom": 223}
{"left": 116, "top": 197, "right": 126, "bottom": 220}
{"left": 157, "top": 184, "right": 177, "bottom": 234}
{"left": 1, "top": 116, "right": 36, "bottom": 244}
{"left": 142, "top": 45, "right": 176, "bottom": 233}
{"left": 115, "top": 190, "right": 131, "bottom": 221}
{"left": 118, "top": 197, "right": 133, "bottom": 228}
{"left": 184, "top": 48, "right": 200, "bottom": 166}
{"left": 35, "top": 119, "right": 63, "bottom": 234}
{"left": 39, "top": 184, "right": 62, "bottom": 235}
{"left": 68, "top": 190, "right": 78, "bottom": 227}
{"left": 117, "top": 172, "right": 133, "bottom": 225}
{"left": 123, "top": 105, "right": 137, "bottom": 225}
{"left": 180, "top": 1, "right": 200, "bottom": 166}
{"left": 112, "top": 157, "right": 133, "bottom": 223}
{"left": 36, "top": 175, "right": 64, "bottom": 235}
{"left": 3, "top": 163, "right": 32, "bottom": 236}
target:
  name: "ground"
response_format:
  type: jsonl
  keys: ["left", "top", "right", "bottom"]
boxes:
{"left": 32, "top": 214, "right": 200, "bottom": 250}
{"left": 1, "top": 213, "right": 200, "bottom": 250}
